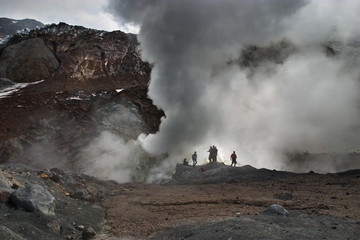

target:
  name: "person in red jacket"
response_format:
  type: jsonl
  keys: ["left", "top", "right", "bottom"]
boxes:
{"left": 230, "top": 151, "right": 237, "bottom": 167}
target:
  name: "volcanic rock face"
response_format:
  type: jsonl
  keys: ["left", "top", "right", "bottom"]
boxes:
{"left": 0, "top": 23, "right": 164, "bottom": 168}
{"left": 0, "top": 38, "right": 60, "bottom": 82}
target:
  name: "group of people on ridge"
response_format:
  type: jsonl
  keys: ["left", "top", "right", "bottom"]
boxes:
{"left": 183, "top": 145, "right": 238, "bottom": 167}
{"left": 208, "top": 145, "right": 218, "bottom": 162}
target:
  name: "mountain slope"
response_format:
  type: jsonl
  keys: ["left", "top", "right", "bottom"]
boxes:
{"left": 0, "top": 17, "right": 44, "bottom": 38}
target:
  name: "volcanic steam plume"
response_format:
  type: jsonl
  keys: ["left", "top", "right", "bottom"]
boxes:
{"left": 108, "top": 0, "right": 360, "bottom": 172}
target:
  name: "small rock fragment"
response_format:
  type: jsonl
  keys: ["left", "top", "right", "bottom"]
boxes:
{"left": 0, "top": 189, "right": 12, "bottom": 203}
{"left": 76, "top": 225, "right": 84, "bottom": 231}
{"left": 82, "top": 226, "right": 96, "bottom": 239}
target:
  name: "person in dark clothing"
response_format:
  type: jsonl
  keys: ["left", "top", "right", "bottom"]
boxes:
{"left": 183, "top": 158, "right": 189, "bottom": 166}
{"left": 213, "top": 146, "right": 218, "bottom": 162}
{"left": 208, "top": 145, "right": 218, "bottom": 162}
{"left": 230, "top": 151, "right": 237, "bottom": 167}
{"left": 192, "top": 151, "right": 197, "bottom": 167}
{"left": 208, "top": 146, "right": 213, "bottom": 162}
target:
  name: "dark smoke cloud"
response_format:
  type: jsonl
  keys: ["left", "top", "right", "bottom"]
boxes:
{"left": 108, "top": 0, "right": 360, "bottom": 172}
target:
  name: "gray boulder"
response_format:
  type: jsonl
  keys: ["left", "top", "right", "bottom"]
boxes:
{"left": 0, "top": 38, "right": 59, "bottom": 82}
{"left": 263, "top": 204, "right": 289, "bottom": 216}
{"left": 11, "top": 184, "right": 55, "bottom": 215}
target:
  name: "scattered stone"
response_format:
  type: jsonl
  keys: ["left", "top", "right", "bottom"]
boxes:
{"left": 50, "top": 168, "right": 65, "bottom": 176}
{"left": 82, "top": 226, "right": 96, "bottom": 240}
{"left": 40, "top": 173, "right": 49, "bottom": 180}
{"left": 0, "top": 172, "right": 13, "bottom": 189}
{"left": 0, "top": 189, "right": 11, "bottom": 203}
{"left": 11, "top": 184, "right": 55, "bottom": 215}
{"left": 10, "top": 178, "right": 24, "bottom": 189}
{"left": 60, "top": 222, "right": 75, "bottom": 235}
{"left": 263, "top": 204, "right": 289, "bottom": 216}
{"left": 76, "top": 225, "right": 85, "bottom": 231}
{"left": 50, "top": 174, "right": 60, "bottom": 182}
{"left": 72, "top": 189, "right": 91, "bottom": 200}
{"left": 47, "top": 220, "right": 61, "bottom": 234}
{"left": 0, "top": 225, "right": 26, "bottom": 240}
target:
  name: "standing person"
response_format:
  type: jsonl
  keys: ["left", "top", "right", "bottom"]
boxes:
{"left": 208, "top": 146, "right": 213, "bottom": 162}
{"left": 213, "top": 146, "right": 218, "bottom": 162}
{"left": 230, "top": 151, "right": 237, "bottom": 167}
{"left": 192, "top": 151, "right": 197, "bottom": 168}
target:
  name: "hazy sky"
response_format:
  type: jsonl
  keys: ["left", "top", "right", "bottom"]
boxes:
{"left": 0, "top": 0, "right": 138, "bottom": 32}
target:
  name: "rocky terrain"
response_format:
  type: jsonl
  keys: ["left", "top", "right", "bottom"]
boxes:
{"left": 0, "top": 163, "right": 111, "bottom": 240}
{"left": 0, "top": 162, "right": 359, "bottom": 239}
{"left": 0, "top": 22, "right": 164, "bottom": 173}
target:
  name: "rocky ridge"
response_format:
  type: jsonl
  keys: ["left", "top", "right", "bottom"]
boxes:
{"left": 0, "top": 22, "right": 164, "bottom": 171}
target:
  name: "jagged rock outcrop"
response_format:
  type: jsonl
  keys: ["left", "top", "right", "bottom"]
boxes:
{"left": 0, "top": 38, "right": 59, "bottom": 82}
{"left": 0, "top": 22, "right": 164, "bottom": 168}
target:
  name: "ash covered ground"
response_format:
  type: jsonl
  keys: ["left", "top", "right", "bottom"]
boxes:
{"left": 1, "top": 162, "right": 359, "bottom": 240}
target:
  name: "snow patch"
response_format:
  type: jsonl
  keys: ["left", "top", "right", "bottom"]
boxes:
{"left": 16, "top": 28, "right": 30, "bottom": 34}
{"left": 116, "top": 89, "right": 124, "bottom": 93}
{"left": 0, "top": 80, "right": 44, "bottom": 99}
{"left": 0, "top": 35, "right": 11, "bottom": 45}
{"left": 66, "top": 96, "right": 82, "bottom": 101}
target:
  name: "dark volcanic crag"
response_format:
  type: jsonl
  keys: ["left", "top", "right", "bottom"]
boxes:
{"left": 0, "top": 22, "right": 164, "bottom": 168}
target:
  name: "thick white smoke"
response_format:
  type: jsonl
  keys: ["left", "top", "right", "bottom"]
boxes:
{"left": 108, "top": 0, "right": 360, "bottom": 172}
{"left": 81, "top": 131, "right": 141, "bottom": 183}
